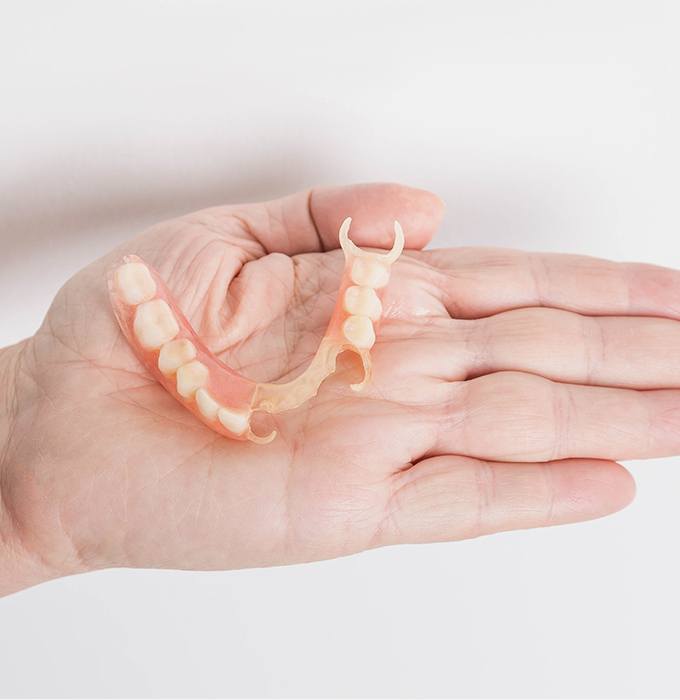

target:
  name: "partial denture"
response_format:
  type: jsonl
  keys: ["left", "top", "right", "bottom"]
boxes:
{"left": 108, "top": 218, "right": 404, "bottom": 444}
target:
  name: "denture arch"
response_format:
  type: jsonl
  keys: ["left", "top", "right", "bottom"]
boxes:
{"left": 108, "top": 218, "right": 405, "bottom": 444}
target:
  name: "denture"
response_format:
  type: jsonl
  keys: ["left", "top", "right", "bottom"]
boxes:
{"left": 108, "top": 218, "right": 404, "bottom": 444}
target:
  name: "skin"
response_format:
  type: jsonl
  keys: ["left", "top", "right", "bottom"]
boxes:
{"left": 3, "top": 181, "right": 680, "bottom": 596}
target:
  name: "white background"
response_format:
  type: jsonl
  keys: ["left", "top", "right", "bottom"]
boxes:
{"left": 1, "top": 1, "right": 680, "bottom": 697}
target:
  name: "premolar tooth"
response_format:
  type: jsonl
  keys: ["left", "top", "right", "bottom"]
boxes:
{"left": 133, "top": 299, "right": 179, "bottom": 349}
{"left": 195, "top": 388, "right": 220, "bottom": 420}
{"left": 218, "top": 406, "right": 250, "bottom": 435}
{"left": 343, "top": 285, "right": 382, "bottom": 321}
{"left": 342, "top": 315, "right": 375, "bottom": 349}
{"left": 350, "top": 259, "right": 390, "bottom": 289}
{"left": 176, "top": 360, "right": 209, "bottom": 398}
{"left": 115, "top": 262, "right": 157, "bottom": 305}
{"left": 158, "top": 339, "right": 197, "bottom": 375}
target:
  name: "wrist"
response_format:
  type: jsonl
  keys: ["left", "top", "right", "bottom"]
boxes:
{"left": 0, "top": 340, "right": 80, "bottom": 596}
{"left": 0, "top": 341, "right": 25, "bottom": 520}
{"left": 0, "top": 341, "right": 21, "bottom": 460}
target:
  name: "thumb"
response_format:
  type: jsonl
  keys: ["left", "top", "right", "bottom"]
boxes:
{"left": 212, "top": 182, "right": 445, "bottom": 256}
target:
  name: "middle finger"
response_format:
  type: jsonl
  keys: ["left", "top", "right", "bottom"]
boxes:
{"left": 445, "top": 307, "right": 680, "bottom": 389}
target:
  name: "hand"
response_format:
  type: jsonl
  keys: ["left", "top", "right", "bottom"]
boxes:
{"left": 4, "top": 181, "right": 679, "bottom": 595}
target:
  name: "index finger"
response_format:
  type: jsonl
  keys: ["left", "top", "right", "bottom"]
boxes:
{"left": 421, "top": 247, "right": 680, "bottom": 320}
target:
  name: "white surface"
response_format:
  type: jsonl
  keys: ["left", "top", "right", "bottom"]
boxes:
{"left": 1, "top": 1, "right": 680, "bottom": 697}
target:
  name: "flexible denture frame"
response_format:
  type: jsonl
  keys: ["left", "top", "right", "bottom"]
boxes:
{"left": 108, "top": 217, "right": 405, "bottom": 444}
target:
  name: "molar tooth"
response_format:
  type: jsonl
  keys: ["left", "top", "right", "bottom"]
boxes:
{"left": 350, "top": 259, "right": 390, "bottom": 289}
{"left": 133, "top": 299, "right": 179, "bottom": 349}
{"left": 218, "top": 406, "right": 250, "bottom": 435}
{"left": 342, "top": 315, "right": 376, "bottom": 349}
{"left": 115, "top": 262, "right": 157, "bottom": 305}
{"left": 195, "top": 388, "right": 220, "bottom": 421}
{"left": 158, "top": 339, "right": 197, "bottom": 375}
{"left": 343, "top": 285, "right": 382, "bottom": 321}
{"left": 176, "top": 360, "right": 209, "bottom": 398}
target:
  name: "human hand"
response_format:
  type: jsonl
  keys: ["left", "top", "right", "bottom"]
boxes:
{"left": 4, "top": 182, "right": 680, "bottom": 595}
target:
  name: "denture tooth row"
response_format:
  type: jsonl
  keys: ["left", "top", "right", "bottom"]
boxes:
{"left": 113, "top": 261, "right": 252, "bottom": 437}
{"left": 337, "top": 218, "right": 404, "bottom": 355}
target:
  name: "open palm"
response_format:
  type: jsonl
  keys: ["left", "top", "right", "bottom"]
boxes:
{"left": 7, "top": 182, "right": 680, "bottom": 588}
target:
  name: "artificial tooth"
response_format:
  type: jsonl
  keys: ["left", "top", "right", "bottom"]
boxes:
{"left": 350, "top": 259, "right": 390, "bottom": 289}
{"left": 176, "top": 360, "right": 209, "bottom": 398}
{"left": 133, "top": 299, "right": 179, "bottom": 349}
{"left": 158, "top": 339, "right": 197, "bottom": 375}
{"left": 342, "top": 315, "right": 376, "bottom": 349}
{"left": 195, "top": 388, "right": 220, "bottom": 421}
{"left": 114, "top": 262, "right": 157, "bottom": 305}
{"left": 343, "top": 285, "right": 382, "bottom": 321}
{"left": 218, "top": 406, "right": 250, "bottom": 435}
